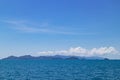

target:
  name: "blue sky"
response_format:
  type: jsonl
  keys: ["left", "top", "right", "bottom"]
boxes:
{"left": 0, "top": 0, "right": 120, "bottom": 59}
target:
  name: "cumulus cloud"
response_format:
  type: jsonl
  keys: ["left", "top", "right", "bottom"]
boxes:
{"left": 38, "top": 47, "right": 118, "bottom": 57}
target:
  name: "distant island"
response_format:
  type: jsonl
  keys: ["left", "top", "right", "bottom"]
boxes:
{"left": 1, "top": 55, "right": 109, "bottom": 60}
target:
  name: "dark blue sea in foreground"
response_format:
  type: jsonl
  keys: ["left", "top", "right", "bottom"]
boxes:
{"left": 0, "top": 60, "right": 120, "bottom": 80}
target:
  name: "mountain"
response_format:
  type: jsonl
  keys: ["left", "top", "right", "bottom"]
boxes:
{"left": 66, "top": 56, "right": 80, "bottom": 60}
{"left": 85, "top": 56, "right": 105, "bottom": 60}
{"left": 19, "top": 55, "right": 35, "bottom": 59}
{"left": 2, "top": 55, "right": 109, "bottom": 60}
{"left": 3, "top": 56, "right": 18, "bottom": 60}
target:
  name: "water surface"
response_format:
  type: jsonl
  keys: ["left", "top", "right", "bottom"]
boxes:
{"left": 0, "top": 60, "right": 120, "bottom": 80}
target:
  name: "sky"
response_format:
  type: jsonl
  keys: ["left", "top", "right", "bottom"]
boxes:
{"left": 0, "top": 0, "right": 120, "bottom": 59}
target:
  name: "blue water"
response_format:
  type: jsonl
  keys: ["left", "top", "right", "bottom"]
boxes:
{"left": 0, "top": 60, "right": 120, "bottom": 80}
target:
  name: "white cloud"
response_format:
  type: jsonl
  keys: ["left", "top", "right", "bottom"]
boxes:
{"left": 1, "top": 20, "right": 95, "bottom": 35}
{"left": 38, "top": 47, "right": 118, "bottom": 57}
{"left": 2, "top": 20, "right": 50, "bottom": 33}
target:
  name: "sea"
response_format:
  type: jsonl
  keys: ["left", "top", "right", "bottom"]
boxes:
{"left": 0, "top": 60, "right": 120, "bottom": 80}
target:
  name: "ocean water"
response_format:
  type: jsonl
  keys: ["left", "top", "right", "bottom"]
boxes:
{"left": 0, "top": 60, "right": 120, "bottom": 80}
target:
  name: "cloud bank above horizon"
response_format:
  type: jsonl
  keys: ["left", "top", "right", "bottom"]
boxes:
{"left": 38, "top": 46, "right": 118, "bottom": 57}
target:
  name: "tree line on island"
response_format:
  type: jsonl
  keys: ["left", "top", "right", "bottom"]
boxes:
{"left": 2, "top": 55, "right": 109, "bottom": 60}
